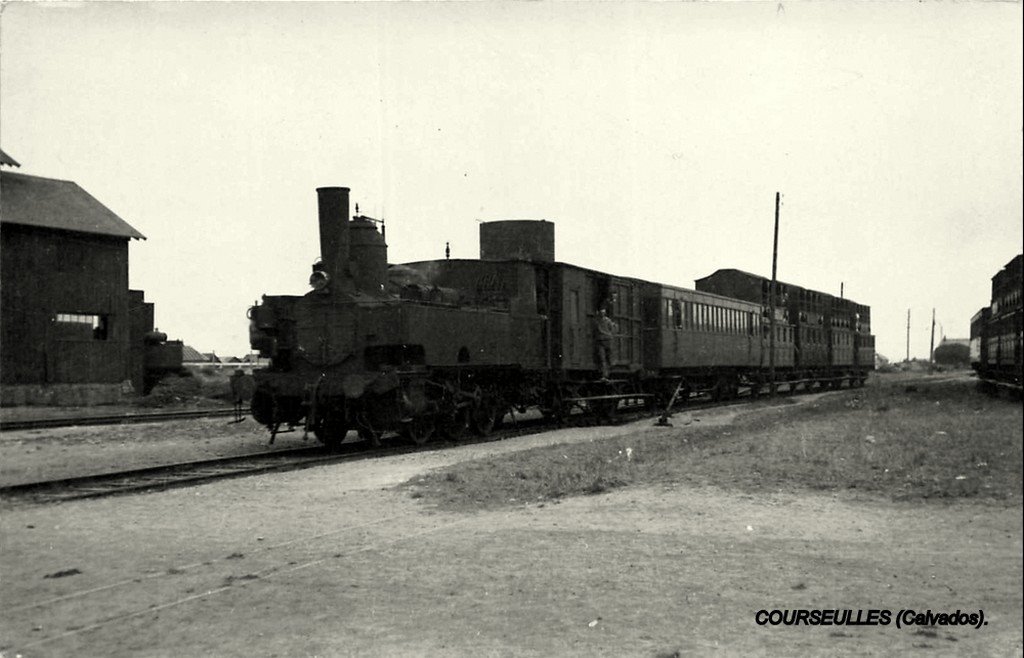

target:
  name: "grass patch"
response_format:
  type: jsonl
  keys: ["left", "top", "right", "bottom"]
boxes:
{"left": 138, "top": 369, "right": 237, "bottom": 407}
{"left": 404, "top": 377, "right": 1022, "bottom": 510}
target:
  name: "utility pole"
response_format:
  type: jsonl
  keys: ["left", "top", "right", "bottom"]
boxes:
{"left": 906, "top": 309, "right": 911, "bottom": 362}
{"left": 769, "top": 192, "right": 780, "bottom": 396}
{"left": 840, "top": 282, "right": 844, "bottom": 299}
{"left": 929, "top": 308, "right": 936, "bottom": 372}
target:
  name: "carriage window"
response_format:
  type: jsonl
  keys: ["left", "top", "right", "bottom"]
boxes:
{"left": 671, "top": 299, "right": 682, "bottom": 329}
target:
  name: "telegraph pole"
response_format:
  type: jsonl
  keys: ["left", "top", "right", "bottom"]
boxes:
{"left": 769, "top": 192, "right": 780, "bottom": 396}
{"left": 929, "top": 308, "right": 936, "bottom": 372}
{"left": 906, "top": 309, "right": 911, "bottom": 362}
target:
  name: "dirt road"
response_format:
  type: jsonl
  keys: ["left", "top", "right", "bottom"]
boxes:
{"left": 2, "top": 402, "right": 1020, "bottom": 657}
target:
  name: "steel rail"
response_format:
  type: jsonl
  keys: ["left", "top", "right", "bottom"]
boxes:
{"left": 0, "top": 408, "right": 239, "bottom": 432}
{"left": 0, "top": 446, "right": 342, "bottom": 506}
{"left": 0, "top": 381, "right": 845, "bottom": 507}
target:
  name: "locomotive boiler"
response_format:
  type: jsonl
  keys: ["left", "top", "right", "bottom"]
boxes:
{"left": 248, "top": 187, "right": 559, "bottom": 447}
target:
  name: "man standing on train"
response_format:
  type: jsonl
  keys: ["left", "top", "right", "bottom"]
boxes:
{"left": 596, "top": 307, "right": 618, "bottom": 381}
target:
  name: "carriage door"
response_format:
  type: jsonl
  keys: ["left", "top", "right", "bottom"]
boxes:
{"left": 611, "top": 281, "right": 641, "bottom": 368}
{"left": 569, "top": 288, "right": 581, "bottom": 364}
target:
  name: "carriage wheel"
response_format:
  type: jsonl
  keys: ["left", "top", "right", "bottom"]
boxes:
{"left": 591, "top": 397, "right": 618, "bottom": 422}
{"left": 541, "top": 400, "right": 570, "bottom": 424}
{"left": 712, "top": 377, "right": 737, "bottom": 402}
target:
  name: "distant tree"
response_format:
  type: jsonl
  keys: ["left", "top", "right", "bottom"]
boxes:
{"left": 933, "top": 342, "right": 970, "bottom": 367}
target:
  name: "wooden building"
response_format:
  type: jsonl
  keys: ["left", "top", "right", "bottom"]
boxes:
{"left": 1, "top": 157, "right": 150, "bottom": 404}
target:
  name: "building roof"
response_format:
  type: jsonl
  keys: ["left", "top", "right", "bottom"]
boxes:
{"left": 0, "top": 171, "right": 145, "bottom": 240}
{"left": 696, "top": 268, "right": 818, "bottom": 295}
{"left": 181, "top": 345, "right": 208, "bottom": 362}
{"left": 0, "top": 148, "right": 20, "bottom": 167}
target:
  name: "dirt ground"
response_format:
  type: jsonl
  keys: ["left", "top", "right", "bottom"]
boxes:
{"left": 1, "top": 389, "right": 1021, "bottom": 657}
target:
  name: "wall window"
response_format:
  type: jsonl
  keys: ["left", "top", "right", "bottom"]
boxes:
{"left": 54, "top": 313, "right": 109, "bottom": 340}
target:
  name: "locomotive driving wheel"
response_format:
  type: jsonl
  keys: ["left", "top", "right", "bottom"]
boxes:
{"left": 357, "top": 426, "right": 383, "bottom": 448}
{"left": 400, "top": 416, "right": 435, "bottom": 446}
{"left": 470, "top": 399, "right": 499, "bottom": 436}
{"left": 313, "top": 414, "right": 348, "bottom": 451}
{"left": 437, "top": 407, "right": 469, "bottom": 441}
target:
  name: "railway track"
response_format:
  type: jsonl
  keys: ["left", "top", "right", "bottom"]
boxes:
{"left": 0, "top": 383, "right": 833, "bottom": 507}
{"left": 0, "top": 446, "right": 351, "bottom": 506}
{"left": 0, "top": 408, "right": 600, "bottom": 507}
{"left": 0, "top": 421, "right": 559, "bottom": 507}
{"left": 0, "top": 407, "right": 239, "bottom": 432}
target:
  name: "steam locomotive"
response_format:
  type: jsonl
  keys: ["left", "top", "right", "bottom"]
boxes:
{"left": 970, "top": 254, "right": 1023, "bottom": 393}
{"left": 247, "top": 186, "right": 875, "bottom": 447}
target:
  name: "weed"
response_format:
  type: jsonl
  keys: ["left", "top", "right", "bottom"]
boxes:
{"left": 403, "top": 377, "right": 1021, "bottom": 510}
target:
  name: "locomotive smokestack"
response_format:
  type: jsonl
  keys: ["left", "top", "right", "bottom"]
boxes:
{"left": 316, "top": 187, "right": 351, "bottom": 284}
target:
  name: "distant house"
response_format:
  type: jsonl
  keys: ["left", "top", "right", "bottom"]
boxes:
{"left": 181, "top": 345, "right": 211, "bottom": 365}
{"left": 240, "top": 353, "right": 270, "bottom": 369}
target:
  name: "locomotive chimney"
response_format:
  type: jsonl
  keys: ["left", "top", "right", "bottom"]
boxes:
{"left": 316, "top": 186, "right": 351, "bottom": 284}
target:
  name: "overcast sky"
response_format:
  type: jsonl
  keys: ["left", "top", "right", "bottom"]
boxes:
{"left": 2, "top": 1, "right": 1021, "bottom": 361}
